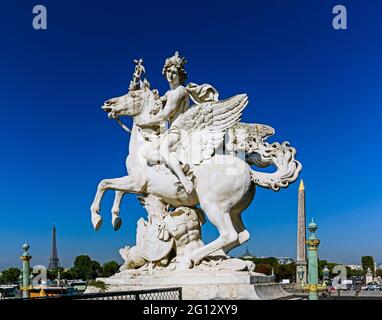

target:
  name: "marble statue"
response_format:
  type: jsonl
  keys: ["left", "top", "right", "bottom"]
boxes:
{"left": 119, "top": 194, "right": 204, "bottom": 271}
{"left": 90, "top": 52, "right": 302, "bottom": 271}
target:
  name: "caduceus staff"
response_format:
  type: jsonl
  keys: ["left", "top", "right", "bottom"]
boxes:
{"left": 114, "top": 58, "right": 145, "bottom": 133}
{"left": 129, "top": 58, "right": 145, "bottom": 91}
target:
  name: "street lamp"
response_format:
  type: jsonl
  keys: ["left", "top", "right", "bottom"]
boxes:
{"left": 20, "top": 242, "right": 32, "bottom": 299}
{"left": 306, "top": 219, "right": 320, "bottom": 300}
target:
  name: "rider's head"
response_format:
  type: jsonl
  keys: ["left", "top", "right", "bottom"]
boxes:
{"left": 162, "top": 51, "right": 187, "bottom": 85}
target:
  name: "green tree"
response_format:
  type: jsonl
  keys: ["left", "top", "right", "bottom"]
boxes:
{"left": 91, "top": 260, "right": 102, "bottom": 277}
{"left": 71, "top": 255, "right": 102, "bottom": 280}
{"left": 102, "top": 261, "right": 120, "bottom": 277}
{"left": 0, "top": 268, "right": 21, "bottom": 285}
{"left": 255, "top": 264, "right": 272, "bottom": 275}
{"left": 254, "top": 257, "right": 278, "bottom": 267}
{"left": 47, "top": 267, "right": 65, "bottom": 281}
{"left": 346, "top": 267, "right": 365, "bottom": 278}
{"left": 361, "top": 256, "right": 375, "bottom": 275}
{"left": 62, "top": 269, "right": 74, "bottom": 280}
{"left": 376, "top": 269, "right": 382, "bottom": 277}
{"left": 275, "top": 263, "right": 296, "bottom": 282}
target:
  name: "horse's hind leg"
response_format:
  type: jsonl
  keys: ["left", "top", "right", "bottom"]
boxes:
{"left": 189, "top": 203, "right": 239, "bottom": 265}
{"left": 222, "top": 213, "right": 249, "bottom": 254}
{"left": 223, "top": 184, "right": 255, "bottom": 253}
{"left": 111, "top": 191, "right": 125, "bottom": 231}
{"left": 188, "top": 156, "right": 251, "bottom": 265}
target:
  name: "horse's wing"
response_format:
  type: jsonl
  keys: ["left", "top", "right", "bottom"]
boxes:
{"left": 171, "top": 94, "right": 248, "bottom": 133}
{"left": 171, "top": 94, "right": 249, "bottom": 166}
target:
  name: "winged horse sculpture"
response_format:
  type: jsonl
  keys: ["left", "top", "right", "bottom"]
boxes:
{"left": 90, "top": 62, "right": 301, "bottom": 268}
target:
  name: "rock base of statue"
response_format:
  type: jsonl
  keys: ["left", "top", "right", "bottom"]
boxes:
{"left": 86, "top": 269, "right": 291, "bottom": 300}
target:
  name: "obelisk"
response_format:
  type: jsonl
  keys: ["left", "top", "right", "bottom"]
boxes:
{"left": 296, "top": 180, "right": 307, "bottom": 286}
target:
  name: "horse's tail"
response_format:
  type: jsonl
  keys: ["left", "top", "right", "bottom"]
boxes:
{"left": 249, "top": 141, "right": 302, "bottom": 191}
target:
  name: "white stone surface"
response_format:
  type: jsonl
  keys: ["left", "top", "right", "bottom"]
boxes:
{"left": 87, "top": 270, "right": 291, "bottom": 300}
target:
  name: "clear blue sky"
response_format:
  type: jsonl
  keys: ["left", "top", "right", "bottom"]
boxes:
{"left": 0, "top": 0, "right": 381, "bottom": 270}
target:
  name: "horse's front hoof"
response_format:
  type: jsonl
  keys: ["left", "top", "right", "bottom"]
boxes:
{"left": 92, "top": 213, "right": 103, "bottom": 231}
{"left": 238, "top": 230, "right": 250, "bottom": 244}
{"left": 112, "top": 216, "right": 122, "bottom": 231}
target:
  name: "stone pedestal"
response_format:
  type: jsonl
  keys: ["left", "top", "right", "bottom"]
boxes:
{"left": 86, "top": 269, "right": 292, "bottom": 300}
{"left": 295, "top": 261, "right": 307, "bottom": 287}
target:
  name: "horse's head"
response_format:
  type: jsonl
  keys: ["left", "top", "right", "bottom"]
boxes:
{"left": 101, "top": 81, "right": 159, "bottom": 120}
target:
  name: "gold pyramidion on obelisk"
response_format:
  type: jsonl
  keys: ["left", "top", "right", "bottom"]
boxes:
{"left": 299, "top": 179, "right": 305, "bottom": 191}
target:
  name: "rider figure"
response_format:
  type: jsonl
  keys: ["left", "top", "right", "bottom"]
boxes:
{"left": 137, "top": 52, "right": 193, "bottom": 194}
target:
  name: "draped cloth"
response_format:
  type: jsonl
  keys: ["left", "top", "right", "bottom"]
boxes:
{"left": 186, "top": 82, "right": 219, "bottom": 104}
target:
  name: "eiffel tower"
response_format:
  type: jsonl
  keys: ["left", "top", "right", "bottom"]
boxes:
{"left": 48, "top": 224, "right": 61, "bottom": 270}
